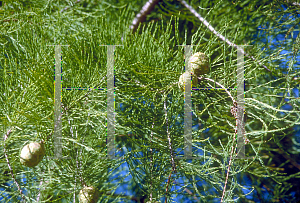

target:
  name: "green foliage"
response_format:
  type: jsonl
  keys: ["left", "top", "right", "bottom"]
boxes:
{"left": 0, "top": 0, "right": 299, "bottom": 202}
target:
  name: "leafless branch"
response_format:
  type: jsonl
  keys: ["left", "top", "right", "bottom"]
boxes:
{"left": 278, "top": 148, "right": 300, "bottom": 171}
{"left": 164, "top": 171, "right": 173, "bottom": 203}
{"left": 36, "top": 172, "right": 46, "bottom": 202}
{"left": 220, "top": 135, "right": 236, "bottom": 202}
{"left": 178, "top": 0, "right": 272, "bottom": 73}
{"left": 149, "top": 117, "right": 155, "bottom": 202}
{"left": 3, "top": 128, "right": 27, "bottom": 202}
{"left": 197, "top": 77, "right": 236, "bottom": 104}
{"left": 164, "top": 99, "right": 177, "bottom": 174}
{"left": 130, "top": 0, "right": 161, "bottom": 34}
{"left": 195, "top": 76, "right": 238, "bottom": 202}
{"left": 163, "top": 98, "right": 177, "bottom": 203}
{"left": 180, "top": 184, "right": 200, "bottom": 202}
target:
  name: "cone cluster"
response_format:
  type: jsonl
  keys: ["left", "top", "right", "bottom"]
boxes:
{"left": 178, "top": 52, "right": 210, "bottom": 91}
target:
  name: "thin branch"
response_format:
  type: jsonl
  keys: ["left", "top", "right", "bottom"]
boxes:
{"left": 76, "top": 127, "right": 87, "bottom": 187}
{"left": 66, "top": 114, "right": 77, "bottom": 203}
{"left": 197, "top": 77, "right": 236, "bottom": 104}
{"left": 163, "top": 98, "right": 177, "bottom": 203}
{"left": 221, "top": 98, "right": 248, "bottom": 202}
{"left": 220, "top": 135, "right": 236, "bottom": 202}
{"left": 164, "top": 171, "right": 173, "bottom": 203}
{"left": 149, "top": 117, "right": 155, "bottom": 202}
{"left": 164, "top": 99, "right": 176, "bottom": 174}
{"left": 130, "top": 0, "right": 161, "bottom": 34}
{"left": 178, "top": 0, "right": 272, "bottom": 73}
{"left": 180, "top": 184, "right": 200, "bottom": 202}
{"left": 278, "top": 148, "right": 300, "bottom": 171}
{"left": 195, "top": 76, "right": 238, "bottom": 202}
{"left": 3, "top": 128, "right": 27, "bottom": 202}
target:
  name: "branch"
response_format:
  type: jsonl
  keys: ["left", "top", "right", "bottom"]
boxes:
{"left": 67, "top": 114, "right": 78, "bottom": 203}
{"left": 178, "top": 0, "right": 272, "bottom": 73}
{"left": 164, "top": 171, "right": 173, "bottom": 203}
{"left": 3, "top": 128, "right": 27, "bottom": 202}
{"left": 164, "top": 99, "right": 176, "bottom": 174}
{"left": 220, "top": 135, "right": 236, "bottom": 202}
{"left": 36, "top": 172, "right": 46, "bottom": 202}
{"left": 149, "top": 116, "right": 155, "bottom": 202}
{"left": 163, "top": 99, "right": 177, "bottom": 203}
{"left": 130, "top": 0, "right": 161, "bottom": 34}
{"left": 197, "top": 77, "right": 236, "bottom": 104}
{"left": 278, "top": 148, "right": 300, "bottom": 171}
{"left": 194, "top": 76, "right": 238, "bottom": 202}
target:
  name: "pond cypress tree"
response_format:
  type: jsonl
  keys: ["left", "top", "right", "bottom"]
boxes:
{"left": 0, "top": 0, "right": 299, "bottom": 202}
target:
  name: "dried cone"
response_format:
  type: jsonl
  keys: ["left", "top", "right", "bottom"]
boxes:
{"left": 178, "top": 72, "right": 198, "bottom": 91}
{"left": 189, "top": 52, "right": 210, "bottom": 76}
{"left": 79, "top": 186, "right": 99, "bottom": 203}
{"left": 20, "top": 142, "right": 45, "bottom": 167}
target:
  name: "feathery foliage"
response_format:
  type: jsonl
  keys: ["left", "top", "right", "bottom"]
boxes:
{"left": 0, "top": 0, "right": 299, "bottom": 202}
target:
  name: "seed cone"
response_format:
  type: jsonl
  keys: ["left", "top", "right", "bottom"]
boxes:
{"left": 79, "top": 186, "right": 99, "bottom": 203}
{"left": 20, "top": 142, "right": 45, "bottom": 167}
{"left": 189, "top": 52, "right": 210, "bottom": 76}
{"left": 178, "top": 72, "right": 198, "bottom": 91}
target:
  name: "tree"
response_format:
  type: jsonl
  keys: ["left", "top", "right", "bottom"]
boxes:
{"left": 0, "top": 0, "right": 299, "bottom": 202}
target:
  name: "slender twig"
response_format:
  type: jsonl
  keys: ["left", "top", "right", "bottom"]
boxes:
{"left": 3, "top": 128, "right": 27, "bottom": 202}
{"left": 76, "top": 127, "right": 86, "bottom": 187}
{"left": 149, "top": 117, "right": 155, "bottom": 202}
{"left": 178, "top": 0, "right": 271, "bottom": 73}
{"left": 66, "top": 113, "right": 77, "bottom": 203}
{"left": 221, "top": 101, "right": 246, "bottom": 202}
{"left": 130, "top": 0, "right": 161, "bottom": 34}
{"left": 36, "top": 172, "right": 46, "bottom": 202}
{"left": 163, "top": 98, "right": 177, "bottom": 203}
{"left": 220, "top": 134, "right": 236, "bottom": 202}
{"left": 164, "top": 171, "right": 173, "bottom": 203}
{"left": 278, "top": 148, "right": 300, "bottom": 171}
{"left": 180, "top": 183, "right": 200, "bottom": 202}
{"left": 220, "top": 100, "right": 244, "bottom": 202}
{"left": 164, "top": 99, "right": 176, "bottom": 173}
{"left": 195, "top": 76, "right": 238, "bottom": 202}
{"left": 197, "top": 77, "right": 236, "bottom": 104}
